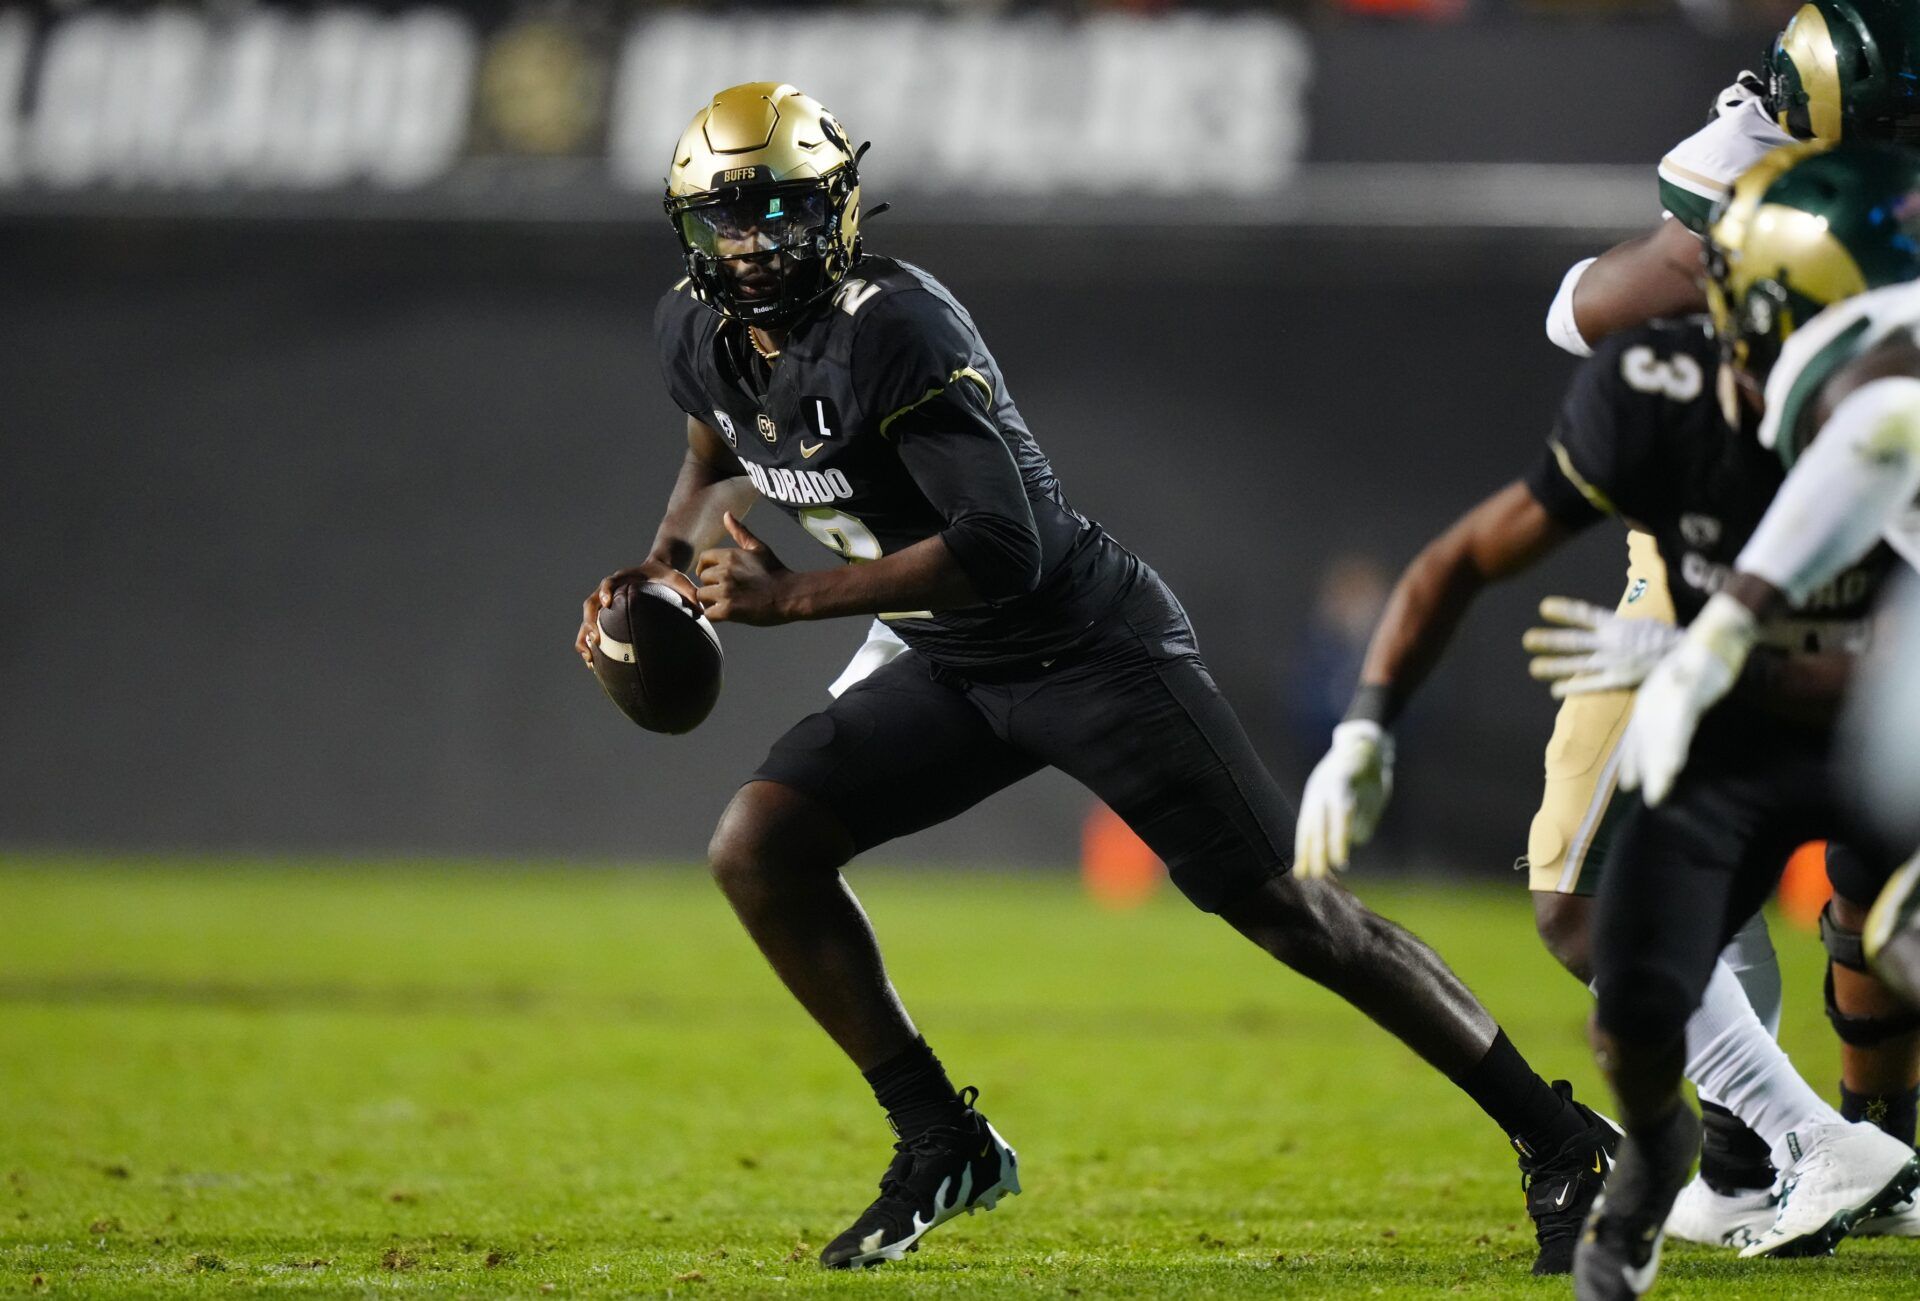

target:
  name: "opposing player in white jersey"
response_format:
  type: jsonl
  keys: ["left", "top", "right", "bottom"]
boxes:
{"left": 1569, "top": 142, "right": 1920, "bottom": 1298}
{"left": 1848, "top": 578, "right": 1920, "bottom": 1007}
{"left": 1544, "top": 0, "right": 1918, "bottom": 358}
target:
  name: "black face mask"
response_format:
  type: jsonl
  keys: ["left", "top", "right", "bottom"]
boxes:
{"left": 668, "top": 180, "right": 850, "bottom": 327}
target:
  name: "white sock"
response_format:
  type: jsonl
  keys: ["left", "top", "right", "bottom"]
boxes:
{"left": 1693, "top": 917, "right": 1783, "bottom": 1113}
{"left": 1719, "top": 911, "right": 1783, "bottom": 1038}
{"left": 1685, "top": 958, "right": 1842, "bottom": 1152}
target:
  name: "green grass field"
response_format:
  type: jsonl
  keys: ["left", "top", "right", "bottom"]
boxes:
{"left": 1, "top": 857, "right": 1911, "bottom": 1298}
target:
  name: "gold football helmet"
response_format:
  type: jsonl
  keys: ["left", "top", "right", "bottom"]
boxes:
{"left": 1766, "top": 0, "right": 1920, "bottom": 144}
{"left": 664, "top": 83, "right": 869, "bottom": 327}
{"left": 1705, "top": 138, "right": 1920, "bottom": 459}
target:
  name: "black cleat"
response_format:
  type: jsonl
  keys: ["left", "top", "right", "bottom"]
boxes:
{"left": 819, "top": 1086, "right": 1020, "bottom": 1269}
{"left": 1519, "top": 1080, "right": 1624, "bottom": 1276}
{"left": 1573, "top": 1105, "right": 1701, "bottom": 1301}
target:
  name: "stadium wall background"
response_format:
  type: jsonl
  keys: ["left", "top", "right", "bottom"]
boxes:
{"left": 4, "top": 218, "right": 1641, "bottom": 873}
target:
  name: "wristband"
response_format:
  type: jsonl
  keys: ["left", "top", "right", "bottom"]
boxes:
{"left": 1546, "top": 258, "right": 1597, "bottom": 358}
{"left": 1344, "top": 683, "right": 1404, "bottom": 728}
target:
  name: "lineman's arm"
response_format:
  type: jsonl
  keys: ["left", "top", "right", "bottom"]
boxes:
{"left": 1547, "top": 220, "right": 1708, "bottom": 358}
{"left": 1351, "top": 480, "right": 1574, "bottom": 724}
{"left": 576, "top": 416, "right": 755, "bottom": 663}
{"left": 1294, "top": 482, "right": 1570, "bottom": 879}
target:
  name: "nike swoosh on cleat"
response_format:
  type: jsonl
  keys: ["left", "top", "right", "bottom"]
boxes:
{"left": 1555, "top": 1184, "right": 1573, "bottom": 1209}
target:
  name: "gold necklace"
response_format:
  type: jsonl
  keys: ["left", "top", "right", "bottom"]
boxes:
{"left": 745, "top": 325, "right": 781, "bottom": 361}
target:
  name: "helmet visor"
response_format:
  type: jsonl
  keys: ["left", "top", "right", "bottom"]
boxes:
{"left": 675, "top": 188, "right": 831, "bottom": 260}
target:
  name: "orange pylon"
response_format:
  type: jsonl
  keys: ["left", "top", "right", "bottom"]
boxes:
{"left": 1778, "top": 840, "right": 1832, "bottom": 931}
{"left": 1081, "top": 803, "right": 1163, "bottom": 908}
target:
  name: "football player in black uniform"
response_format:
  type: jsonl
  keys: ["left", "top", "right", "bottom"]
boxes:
{"left": 576, "top": 82, "right": 1617, "bottom": 1274}
{"left": 1291, "top": 306, "right": 1919, "bottom": 1257}
{"left": 1571, "top": 143, "right": 1920, "bottom": 1298}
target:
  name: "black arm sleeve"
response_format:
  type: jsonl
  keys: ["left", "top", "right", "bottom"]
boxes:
{"left": 1523, "top": 333, "right": 1665, "bottom": 528}
{"left": 888, "top": 379, "right": 1044, "bottom": 603}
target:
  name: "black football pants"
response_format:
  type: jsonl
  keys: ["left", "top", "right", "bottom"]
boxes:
{"left": 1593, "top": 706, "right": 1898, "bottom": 1049}
{"left": 751, "top": 571, "right": 1291, "bottom": 912}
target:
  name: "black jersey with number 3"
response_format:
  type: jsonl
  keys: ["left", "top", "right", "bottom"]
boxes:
{"left": 1523, "top": 319, "right": 1886, "bottom": 641}
{"left": 654, "top": 256, "right": 1142, "bottom": 669}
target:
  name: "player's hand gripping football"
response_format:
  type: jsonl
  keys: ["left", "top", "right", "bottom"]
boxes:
{"left": 1522, "top": 596, "right": 1682, "bottom": 697}
{"left": 696, "top": 512, "right": 797, "bottom": 626}
{"left": 1617, "top": 592, "right": 1758, "bottom": 806}
{"left": 577, "top": 560, "right": 702, "bottom": 666}
{"left": 1293, "top": 720, "right": 1395, "bottom": 880}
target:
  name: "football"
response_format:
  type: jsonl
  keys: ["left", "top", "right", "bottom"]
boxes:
{"left": 590, "top": 580, "right": 723, "bottom": 734}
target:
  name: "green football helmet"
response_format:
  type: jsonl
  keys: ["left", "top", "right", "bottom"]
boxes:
{"left": 1705, "top": 139, "right": 1920, "bottom": 392}
{"left": 1766, "top": 0, "right": 1920, "bottom": 143}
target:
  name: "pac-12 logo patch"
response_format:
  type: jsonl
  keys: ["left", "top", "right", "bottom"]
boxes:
{"left": 712, "top": 410, "right": 737, "bottom": 447}
{"left": 757, "top": 412, "right": 777, "bottom": 443}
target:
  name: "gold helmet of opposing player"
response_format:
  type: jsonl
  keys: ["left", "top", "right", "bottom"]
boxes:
{"left": 664, "top": 83, "right": 868, "bottom": 328}
{"left": 1766, "top": 0, "right": 1920, "bottom": 144}
{"left": 1704, "top": 138, "right": 1920, "bottom": 391}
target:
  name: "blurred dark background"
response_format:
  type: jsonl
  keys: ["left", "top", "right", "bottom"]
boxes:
{"left": 0, "top": 0, "right": 1790, "bottom": 870}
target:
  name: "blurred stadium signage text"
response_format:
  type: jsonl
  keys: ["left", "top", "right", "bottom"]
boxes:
{"left": 608, "top": 13, "right": 1311, "bottom": 198}
{"left": 0, "top": 4, "right": 1309, "bottom": 209}
{"left": 0, "top": 7, "right": 476, "bottom": 188}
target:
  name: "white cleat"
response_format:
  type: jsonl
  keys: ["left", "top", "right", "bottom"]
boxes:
{"left": 1738, "top": 1121, "right": 1920, "bottom": 1258}
{"left": 1662, "top": 1175, "right": 1777, "bottom": 1249}
{"left": 1854, "top": 1190, "right": 1920, "bottom": 1238}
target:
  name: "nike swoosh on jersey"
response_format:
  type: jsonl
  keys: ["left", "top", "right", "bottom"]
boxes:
{"left": 801, "top": 441, "right": 824, "bottom": 458}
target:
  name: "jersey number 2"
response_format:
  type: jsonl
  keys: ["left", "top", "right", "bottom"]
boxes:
{"left": 799, "top": 507, "right": 882, "bottom": 561}
{"left": 798, "top": 507, "right": 932, "bottom": 621}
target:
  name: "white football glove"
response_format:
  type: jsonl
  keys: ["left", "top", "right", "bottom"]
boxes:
{"left": 1618, "top": 593, "right": 1758, "bottom": 806}
{"left": 1522, "top": 596, "right": 1683, "bottom": 697}
{"left": 1713, "top": 71, "right": 1768, "bottom": 119}
{"left": 1293, "top": 719, "right": 1395, "bottom": 880}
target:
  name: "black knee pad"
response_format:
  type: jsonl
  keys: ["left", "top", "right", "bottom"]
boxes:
{"left": 1824, "top": 967, "right": 1920, "bottom": 1045}
{"left": 1821, "top": 900, "right": 1870, "bottom": 972}
{"left": 1826, "top": 842, "right": 1895, "bottom": 911}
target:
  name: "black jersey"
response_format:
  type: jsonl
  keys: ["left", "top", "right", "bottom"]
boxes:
{"left": 654, "top": 256, "right": 1141, "bottom": 669}
{"left": 1524, "top": 320, "right": 1887, "bottom": 650}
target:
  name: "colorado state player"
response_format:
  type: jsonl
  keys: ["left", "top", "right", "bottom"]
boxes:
{"left": 578, "top": 82, "right": 1618, "bottom": 1273}
{"left": 1574, "top": 142, "right": 1920, "bottom": 1297}
{"left": 1545, "top": 0, "right": 1920, "bottom": 357}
